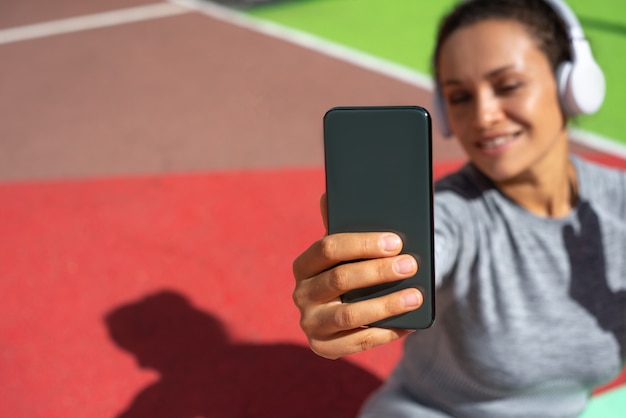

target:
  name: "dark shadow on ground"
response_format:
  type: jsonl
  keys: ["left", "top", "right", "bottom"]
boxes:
{"left": 105, "top": 290, "right": 382, "bottom": 418}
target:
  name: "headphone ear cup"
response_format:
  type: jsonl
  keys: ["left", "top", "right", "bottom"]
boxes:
{"left": 556, "top": 51, "right": 606, "bottom": 116}
{"left": 566, "top": 59, "right": 606, "bottom": 115}
{"left": 432, "top": 89, "right": 453, "bottom": 138}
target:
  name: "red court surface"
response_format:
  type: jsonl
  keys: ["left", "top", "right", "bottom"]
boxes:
{"left": 1, "top": 1, "right": 625, "bottom": 416}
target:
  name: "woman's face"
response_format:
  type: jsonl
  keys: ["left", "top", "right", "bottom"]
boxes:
{"left": 437, "top": 19, "right": 568, "bottom": 183}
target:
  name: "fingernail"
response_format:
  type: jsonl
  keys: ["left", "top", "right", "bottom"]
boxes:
{"left": 380, "top": 234, "right": 401, "bottom": 252}
{"left": 393, "top": 257, "right": 416, "bottom": 274}
{"left": 402, "top": 291, "right": 422, "bottom": 308}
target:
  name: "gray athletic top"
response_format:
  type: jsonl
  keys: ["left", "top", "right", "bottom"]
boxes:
{"left": 360, "top": 156, "right": 626, "bottom": 418}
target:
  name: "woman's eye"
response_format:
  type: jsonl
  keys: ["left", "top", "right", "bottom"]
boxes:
{"left": 497, "top": 82, "right": 522, "bottom": 94}
{"left": 447, "top": 92, "right": 471, "bottom": 105}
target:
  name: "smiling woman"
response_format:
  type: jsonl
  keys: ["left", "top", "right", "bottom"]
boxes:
{"left": 291, "top": 1, "right": 626, "bottom": 417}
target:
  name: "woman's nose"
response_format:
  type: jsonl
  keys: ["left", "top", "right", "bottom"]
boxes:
{"left": 473, "top": 90, "right": 504, "bottom": 130}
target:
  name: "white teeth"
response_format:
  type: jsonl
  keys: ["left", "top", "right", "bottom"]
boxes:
{"left": 481, "top": 134, "right": 514, "bottom": 149}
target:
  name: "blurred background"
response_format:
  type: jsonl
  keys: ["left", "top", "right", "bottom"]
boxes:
{"left": 1, "top": 0, "right": 624, "bottom": 416}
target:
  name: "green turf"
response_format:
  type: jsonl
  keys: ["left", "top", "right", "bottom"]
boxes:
{"left": 580, "top": 386, "right": 626, "bottom": 418}
{"left": 247, "top": 0, "right": 626, "bottom": 147}
{"left": 247, "top": 0, "right": 454, "bottom": 81}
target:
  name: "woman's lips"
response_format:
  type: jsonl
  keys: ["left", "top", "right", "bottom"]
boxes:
{"left": 475, "top": 131, "right": 521, "bottom": 153}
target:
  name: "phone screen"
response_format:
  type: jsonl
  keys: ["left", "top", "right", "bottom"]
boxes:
{"left": 323, "top": 106, "right": 435, "bottom": 329}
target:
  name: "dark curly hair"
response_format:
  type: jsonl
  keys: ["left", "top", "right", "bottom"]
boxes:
{"left": 432, "top": 0, "right": 572, "bottom": 83}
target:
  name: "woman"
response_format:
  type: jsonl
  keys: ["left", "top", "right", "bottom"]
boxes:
{"left": 292, "top": 0, "right": 626, "bottom": 417}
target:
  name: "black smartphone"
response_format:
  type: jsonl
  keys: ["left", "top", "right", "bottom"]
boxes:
{"left": 323, "top": 106, "right": 435, "bottom": 329}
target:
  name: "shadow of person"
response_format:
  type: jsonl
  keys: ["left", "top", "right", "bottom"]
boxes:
{"left": 564, "top": 202, "right": 626, "bottom": 359}
{"left": 105, "top": 290, "right": 382, "bottom": 418}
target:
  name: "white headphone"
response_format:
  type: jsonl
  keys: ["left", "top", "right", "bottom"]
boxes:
{"left": 432, "top": 0, "right": 606, "bottom": 137}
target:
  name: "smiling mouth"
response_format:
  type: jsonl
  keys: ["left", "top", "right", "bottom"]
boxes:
{"left": 477, "top": 132, "right": 521, "bottom": 150}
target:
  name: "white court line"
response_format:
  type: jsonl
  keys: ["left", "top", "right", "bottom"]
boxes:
{"left": 167, "top": 0, "right": 434, "bottom": 91}
{"left": 570, "top": 128, "right": 626, "bottom": 159}
{"left": 0, "top": 2, "right": 191, "bottom": 45}
{"left": 169, "top": 0, "right": 626, "bottom": 159}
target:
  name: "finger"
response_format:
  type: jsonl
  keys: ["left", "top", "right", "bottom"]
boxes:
{"left": 320, "top": 193, "right": 328, "bottom": 233}
{"left": 304, "top": 254, "right": 418, "bottom": 303}
{"left": 310, "top": 325, "right": 415, "bottom": 360}
{"left": 293, "top": 232, "right": 404, "bottom": 282}
{"left": 303, "top": 287, "right": 423, "bottom": 337}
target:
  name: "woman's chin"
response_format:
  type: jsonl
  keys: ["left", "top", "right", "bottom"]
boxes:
{"left": 473, "top": 160, "right": 523, "bottom": 184}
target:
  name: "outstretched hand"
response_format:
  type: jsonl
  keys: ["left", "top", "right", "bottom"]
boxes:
{"left": 292, "top": 194, "right": 422, "bottom": 359}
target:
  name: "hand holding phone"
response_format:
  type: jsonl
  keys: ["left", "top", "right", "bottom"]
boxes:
{"left": 323, "top": 106, "right": 435, "bottom": 329}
